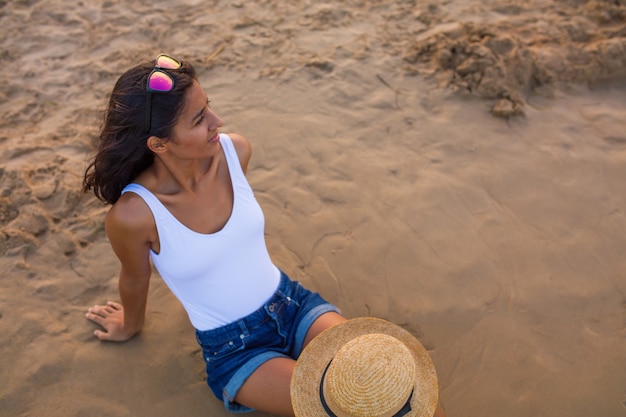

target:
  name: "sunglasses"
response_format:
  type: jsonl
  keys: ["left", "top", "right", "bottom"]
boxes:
{"left": 144, "top": 54, "right": 182, "bottom": 133}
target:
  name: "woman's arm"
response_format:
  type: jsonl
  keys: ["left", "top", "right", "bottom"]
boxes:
{"left": 86, "top": 194, "right": 155, "bottom": 341}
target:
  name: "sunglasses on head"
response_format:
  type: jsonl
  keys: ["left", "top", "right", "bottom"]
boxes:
{"left": 144, "top": 54, "right": 182, "bottom": 134}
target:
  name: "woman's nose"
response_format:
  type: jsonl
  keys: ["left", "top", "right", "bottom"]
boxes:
{"left": 210, "top": 111, "right": 224, "bottom": 129}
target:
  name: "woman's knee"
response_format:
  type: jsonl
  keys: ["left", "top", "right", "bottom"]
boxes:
{"left": 303, "top": 311, "right": 347, "bottom": 349}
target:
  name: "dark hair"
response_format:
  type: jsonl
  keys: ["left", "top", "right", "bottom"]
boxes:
{"left": 82, "top": 58, "right": 197, "bottom": 204}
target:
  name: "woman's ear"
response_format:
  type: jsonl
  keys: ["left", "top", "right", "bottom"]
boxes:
{"left": 147, "top": 136, "right": 168, "bottom": 153}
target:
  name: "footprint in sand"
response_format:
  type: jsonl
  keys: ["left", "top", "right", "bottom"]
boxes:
{"left": 25, "top": 166, "right": 60, "bottom": 201}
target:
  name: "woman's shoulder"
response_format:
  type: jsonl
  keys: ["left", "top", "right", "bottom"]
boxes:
{"left": 105, "top": 190, "right": 157, "bottom": 261}
{"left": 105, "top": 191, "right": 155, "bottom": 237}
{"left": 225, "top": 132, "right": 251, "bottom": 155}
{"left": 224, "top": 132, "right": 251, "bottom": 174}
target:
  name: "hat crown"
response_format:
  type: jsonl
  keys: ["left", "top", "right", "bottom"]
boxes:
{"left": 322, "top": 333, "right": 417, "bottom": 417}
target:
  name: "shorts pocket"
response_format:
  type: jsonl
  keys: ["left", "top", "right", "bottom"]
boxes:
{"left": 197, "top": 333, "right": 246, "bottom": 363}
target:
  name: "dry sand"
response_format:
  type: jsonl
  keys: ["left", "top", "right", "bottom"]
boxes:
{"left": 1, "top": 0, "right": 626, "bottom": 416}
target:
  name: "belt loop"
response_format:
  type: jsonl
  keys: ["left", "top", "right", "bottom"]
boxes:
{"left": 237, "top": 319, "right": 249, "bottom": 337}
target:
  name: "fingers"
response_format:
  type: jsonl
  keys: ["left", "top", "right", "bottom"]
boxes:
{"left": 106, "top": 301, "right": 122, "bottom": 310}
{"left": 86, "top": 302, "right": 122, "bottom": 317}
{"left": 94, "top": 329, "right": 113, "bottom": 341}
{"left": 86, "top": 305, "right": 106, "bottom": 319}
{"left": 87, "top": 313, "right": 111, "bottom": 340}
{"left": 85, "top": 302, "right": 122, "bottom": 337}
{"left": 85, "top": 301, "right": 130, "bottom": 342}
{"left": 85, "top": 310, "right": 106, "bottom": 326}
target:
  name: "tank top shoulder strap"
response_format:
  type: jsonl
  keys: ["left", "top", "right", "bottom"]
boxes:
{"left": 219, "top": 134, "right": 247, "bottom": 187}
{"left": 120, "top": 183, "right": 170, "bottom": 222}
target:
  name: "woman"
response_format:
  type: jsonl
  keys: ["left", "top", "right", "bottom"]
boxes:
{"left": 83, "top": 54, "right": 346, "bottom": 416}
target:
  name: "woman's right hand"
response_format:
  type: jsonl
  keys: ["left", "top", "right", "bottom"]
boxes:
{"left": 86, "top": 301, "right": 137, "bottom": 342}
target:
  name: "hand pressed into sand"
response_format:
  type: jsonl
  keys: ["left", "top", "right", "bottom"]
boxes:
{"left": 86, "top": 301, "right": 138, "bottom": 342}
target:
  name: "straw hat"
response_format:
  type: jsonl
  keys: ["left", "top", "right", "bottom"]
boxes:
{"left": 291, "top": 317, "right": 438, "bottom": 417}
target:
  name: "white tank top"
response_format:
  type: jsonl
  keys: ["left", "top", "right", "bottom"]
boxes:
{"left": 121, "top": 134, "right": 280, "bottom": 330}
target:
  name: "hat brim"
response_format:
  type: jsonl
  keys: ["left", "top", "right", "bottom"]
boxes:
{"left": 291, "top": 317, "right": 438, "bottom": 417}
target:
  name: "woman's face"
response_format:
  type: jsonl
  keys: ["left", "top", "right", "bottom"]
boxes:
{"left": 166, "top": 80, "right": 224, "bottom": 158}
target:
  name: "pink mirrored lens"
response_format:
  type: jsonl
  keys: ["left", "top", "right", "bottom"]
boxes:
{"left": 148, "top": 71, "right": 174, "bottom": 92}
{"left": 156, "top": 55, "right": 181, "bottom": 69}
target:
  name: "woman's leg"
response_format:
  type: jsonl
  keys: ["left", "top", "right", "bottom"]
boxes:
{"left": 234, "top": 356, "right": 296, "bottom": 416}
{"left": 233, "top": 312, "right": 346, "bottom": 416}
{"left": 302, "top": 311, "right": 347, "bottom": 349}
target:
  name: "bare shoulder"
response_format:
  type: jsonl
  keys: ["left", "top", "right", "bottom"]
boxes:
{"left": 226, "top": 132, "right": 252, "bottom": 174}
{"left": 105, "top": 192, "right": 156, "bottom": 247}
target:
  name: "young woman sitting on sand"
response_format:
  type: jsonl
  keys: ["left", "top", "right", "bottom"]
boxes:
{"left": 82, "top": 54, "right": 346, "bottom": 416}
{"left": 82, "top": 54, "right": 445, "bottom": 417}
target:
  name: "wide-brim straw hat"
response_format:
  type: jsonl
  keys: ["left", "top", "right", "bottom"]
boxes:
{"left": 291, "top": 317, "right": 438, "bottom": 417}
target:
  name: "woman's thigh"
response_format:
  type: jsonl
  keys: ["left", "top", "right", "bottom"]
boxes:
{"left": 234, "top": 356, "right": 296, "bottom": 416}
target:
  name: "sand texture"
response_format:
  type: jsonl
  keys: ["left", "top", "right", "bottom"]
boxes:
{"left": 1, "top": 0, "right": 625, "bottom": 416}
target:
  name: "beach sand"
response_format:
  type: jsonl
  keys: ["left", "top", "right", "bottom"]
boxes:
{"left": 1, "top": 0, "right": 625, "bottom": 416}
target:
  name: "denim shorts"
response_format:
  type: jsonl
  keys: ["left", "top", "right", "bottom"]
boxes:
{"left": 194, "top": 270, "right": 341, "bottom": 413}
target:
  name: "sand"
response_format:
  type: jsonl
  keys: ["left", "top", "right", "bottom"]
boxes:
{"left": 1, "top": 0, "right": 625, "bottom": 416}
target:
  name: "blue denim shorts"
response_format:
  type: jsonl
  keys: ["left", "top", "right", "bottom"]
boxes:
{"left": 194, "top": 270, "right": 341, "bottom": 413}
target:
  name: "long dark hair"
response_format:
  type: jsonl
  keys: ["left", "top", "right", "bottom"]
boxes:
{"left": 82, "top": 58, "right": 197, "bottom": 204}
